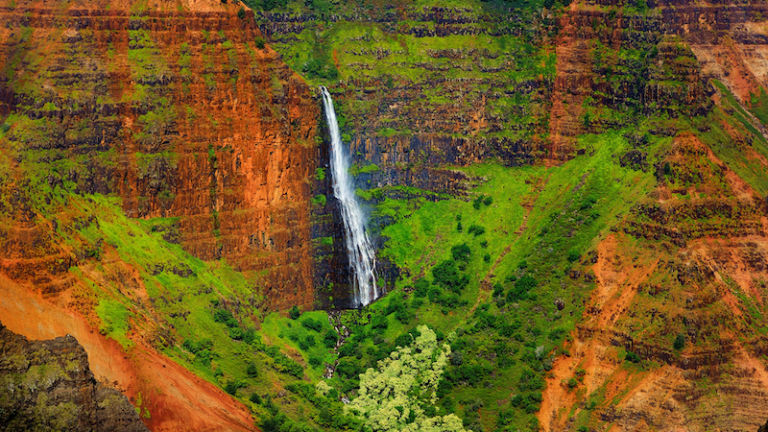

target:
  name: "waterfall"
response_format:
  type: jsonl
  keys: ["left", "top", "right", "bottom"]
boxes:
{"left": 319, "top": 86, "right": 379, "bottom": 307}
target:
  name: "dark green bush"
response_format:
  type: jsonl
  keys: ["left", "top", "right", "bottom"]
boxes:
{"left": 511, "top": 392, "right": 542, "bottom": 414}
{"left": 451, "top": 243, "right": 472, "bottom": 263}
{"left": 467, "top": 224, "right": 485, "bottom": 236}
{"left": 371, "top": 314, "right": 388, "bottom": 331}
{"left": 518, "top": 368, "right": 545, "bottom": 391}
{"left": 213, "top": 308, "right": 238, "bottom": 327}
{"left": 323, "top": 330, "right": 338, "bottom": 348}
{"left": 413, "top": 278, "right": 430, "bottom": 297}
{"left": 304, "top": 334, "right": 316, "bottom": 347}
{"left": 224, "top": 380, "right": 244, "bottom": 396}
{"left": 432, "top": 260, "right": 469, "bottom": 293}
{"left": 301, "top": 317, "right": 323, "bottom": 332}
{"left": 289, "top": 306, "right": 301, "bottom": 320}
{"left": 183, "top": 338, "right": 213, "bottom": 354}
{"left": 246, "top": 362, "right": 259, "bottom": 377}
{"left": 625, "top": 351, "right": 641, "bottom": 363}
{"left": 507, "top": 275, "right": 537, "bottom": 302}
{"left": 674, "top": 333, "right": 685, "bottom": 350}
{"left": 335, "top": 359, "right": 359, "bottom": 379}
{"left": 229, "top": 327, "right": 244, "bottom": 340}
{"left": 273, "top": 353, "right": 303, "bottom": 378}
{"left": 567, "top": 250, "right": 581, "bottom": 262}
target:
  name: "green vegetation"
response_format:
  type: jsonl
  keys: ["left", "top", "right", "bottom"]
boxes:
{"left": 96, "top": 300, "right": 132, "bottom": 349}
{"left": 343, "top": 326, "right": 467, "bottom": 431}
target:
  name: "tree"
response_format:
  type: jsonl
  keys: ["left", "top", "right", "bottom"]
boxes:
{"left": 345, "top": 326, "right": 469, "bottom": 432}
{"left": 289, "top": 306, "right": 301, "bottom": 320}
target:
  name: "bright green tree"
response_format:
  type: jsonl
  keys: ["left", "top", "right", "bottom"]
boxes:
{"left": 345, "top": 325, "right": 470, "bottom": 432}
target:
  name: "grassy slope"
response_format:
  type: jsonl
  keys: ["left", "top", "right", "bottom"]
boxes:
{"left": 319, "top": 129, "right": 662, "bottom": 431}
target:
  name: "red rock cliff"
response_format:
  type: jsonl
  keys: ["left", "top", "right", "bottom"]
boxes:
{"left": 0, "top": 0, "right": 320, "bottom": 310}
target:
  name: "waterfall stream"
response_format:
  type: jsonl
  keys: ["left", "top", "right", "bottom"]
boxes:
{"left": 319, "top": 86, "right": 379, "bottom": 307}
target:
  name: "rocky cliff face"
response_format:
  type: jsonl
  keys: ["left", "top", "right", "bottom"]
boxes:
{"left": 0, "top": 321, "right": 148, "bottom": 432}
{"left": 538, "top": 1, "right": 768, "bottom": 431}
{"left": 260, "top": 3, "right": 556, "bottom": 180}
{"left": 0, "top": 0, "right": 320, "bottom": 310}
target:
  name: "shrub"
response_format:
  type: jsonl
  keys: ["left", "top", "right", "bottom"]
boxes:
{"left": 237, "top": 7, "right": 247, "bottom": 19}
{"left": 302, "top": 56, "right": 339, "bottom": 80}
{"left": 195, "top": 349, "right": 213, "bottom": 367}
{"left": 229, "top": 327, "right": 244, "bottom": 340}
{"left": 224, "top": 380, "right": 244, "bottom": 396}
{"left": 467, "top": 224, "right": 485, "bottom": 236}
{"left": 492, "top": 283, "right": 504, "bottom": 298}
{"left": 451, "top": 243, "right": 471, "bottom": 263}
{"left": 674, "top": 334, "right": 685, "bottom": 350}
{"left": 432, "top": 260, "right": 469, "bottom": 294}
{"left": 323, "top": 330, "right": 338, "bottom": 348}
{"left": 483, "top": 196, "right": 493, "bottom": 206}
{"left": 395, "top": 307, "right": 412, "bottom": 324}
{"left": 289, "top": 306, "right": 301, "bottom": 320}
{"left": 309, "top": 356, "right": 323, "bottom": 367}
{"left": 183, "top": 338, "right": 213, "bottom": 354}
{"left": 301, "top": 317, "right": 323, "bottom": 332}
{"left": 385, "top": 295, "right": 406, "bottom": 316}
{"left": 335, "top": 359, "right": 359, "bottom": 379}
{"left": 213, "top": 308, "right": 238, "bottom": 327}
{"left": 413, "top": 278, "right": 429, "bottom": 297}
{"left": 249, "top": 393, "right": 262, "bottom": 404}
{"left": 567, "top": 250, "right": 581, "bottom": 262}
{"left": 243, "top": 328, "right": 257, "bottom": 345}
{"left": 625, "top": 351, "right": 641, "bottom": 363}
{"left": 273, "top": 353, "right": 303, "bottom": 378}
{"left": 518, "top": 368, "right": 545, "bottom": 391}
{"left": 510, "top": 392, "right": 542, "bottom": 414}
{"left": 304, "top": 334, "right": 316, "bottom": 347}
{"left": 483, "top": 253, "right": 491, "bottom": 263}
{"left": 507, "top": 275, "right": 537, "bottom": 302}
{"left": 246, "top": 362, "right": 259, "bottom": 377}
{"left": 371, "top": 314, "right": 388, "bottom": 331}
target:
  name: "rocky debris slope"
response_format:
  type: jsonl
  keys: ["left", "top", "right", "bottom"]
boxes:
{"left": 0, "top": 321, "right": 148, "bottom": 432}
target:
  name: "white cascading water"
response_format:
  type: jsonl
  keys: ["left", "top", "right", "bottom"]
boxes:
{"left": 319, "top": 86, "right": 379, "bottom": 307}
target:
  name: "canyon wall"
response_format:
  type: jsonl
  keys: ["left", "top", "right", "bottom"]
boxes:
{"left": 0, "top": 0, "right": 320, "bottom": 311}
{"left": 0, "top": 0, "right": 322, "bottom": 429}
{"left": 538, "top": 1, "right": 768, "bottom": 431}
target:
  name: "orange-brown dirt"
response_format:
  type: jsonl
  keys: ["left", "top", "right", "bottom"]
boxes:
{"left": 0, "top": 273, "right": 257, "bottom": 432}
